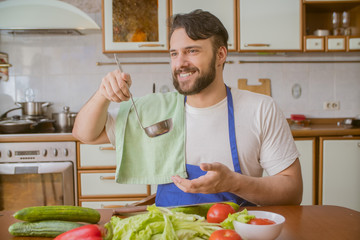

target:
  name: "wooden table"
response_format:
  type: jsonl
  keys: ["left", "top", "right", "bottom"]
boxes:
{"left": 1, "top": 205, "right": 359, "bottom": 239}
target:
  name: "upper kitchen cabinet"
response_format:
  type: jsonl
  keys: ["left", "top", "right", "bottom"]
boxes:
{"left": 303, "top": 0, "right": 360, "bottom": 52}
{"left": 239, "top": 0, "right": 302, "bottom": 52}
{"left": 170, "top": 0, "right": 237, "bottom": 51}
{"left": 102, "top": 0, "right": 169, "bottom": 53}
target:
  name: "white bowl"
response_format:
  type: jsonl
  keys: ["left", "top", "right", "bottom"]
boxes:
{"left": 233, "top": 210, "right": 285, "bottom": 240}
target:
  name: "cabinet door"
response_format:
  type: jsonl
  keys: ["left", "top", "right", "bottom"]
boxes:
{"left": 103, "top": 0, "right": 168, "bottom": 52}
{"left": 295, "top": 139, "right": 315, "bottom": 205}
{"left": 171, "top": 0, "right": 237, "bottom": 51}
{"left": 321, "top": 138, "right": 360, "bottom": 212}
{"left": 239, "top": 0, "right": 301, "bottom": 51}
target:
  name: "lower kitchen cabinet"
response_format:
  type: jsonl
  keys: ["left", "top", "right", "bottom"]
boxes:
{"left": 77, "top": 143, "right": 152, "bottom": 208}
{"left": 294, "top": 138, "right": 316, "bottom": 205}
{"left": 320, "top": 137, "right": 360, "bottom": 212}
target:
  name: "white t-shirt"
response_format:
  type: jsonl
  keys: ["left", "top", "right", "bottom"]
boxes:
{"left": 106, "top": 89, "right": 299, "bottom": 177}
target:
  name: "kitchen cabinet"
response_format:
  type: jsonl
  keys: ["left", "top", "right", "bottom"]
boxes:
{"left": 294, "top": 138, "right": 316, "bottom": 205}
{"left": 319, "top": 136, "right": 360, "bottom": 212}
{"left": 239, "top": 0, "right": 302, "bottom": 52}
{"left": 102, "top": 0, "right": 169, "bottom": 52}
{"left": 77, "top": 143, "right": 152, "bottom": 208}
{"left": 171, "top": 0, "right": 237, "bottom": 51}
{"left": 303, "top": 0, "right": 360, "bottom": 52}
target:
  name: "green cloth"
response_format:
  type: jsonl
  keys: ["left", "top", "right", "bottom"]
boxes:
{"left": 115, "top": 92, "right": 187, "bottom": 184}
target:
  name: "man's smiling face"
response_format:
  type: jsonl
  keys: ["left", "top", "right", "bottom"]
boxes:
{"left": 170, "top": 28, "right": 217, "bottom": 95}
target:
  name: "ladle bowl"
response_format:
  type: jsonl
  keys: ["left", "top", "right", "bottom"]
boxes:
{"left": 114, "top": 54, "right": 173, "bottom": 138}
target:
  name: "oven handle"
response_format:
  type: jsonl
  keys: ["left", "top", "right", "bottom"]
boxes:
{"left": 0, "top": 162, "right": 73, "bottom": 174}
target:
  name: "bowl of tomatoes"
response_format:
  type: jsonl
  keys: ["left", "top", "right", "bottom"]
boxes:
{"left": 233, "top": 210, "right": 285, "bottom": 240}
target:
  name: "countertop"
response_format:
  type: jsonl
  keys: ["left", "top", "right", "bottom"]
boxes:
{"left": 1, "top": 205, "right": 360, "bottom": 240}
{"left": 0, "top": 118, "right": 359, "bottom": 142}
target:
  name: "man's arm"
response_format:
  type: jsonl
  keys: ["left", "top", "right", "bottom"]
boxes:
{"left": 72, "top": 70, "right": 131, "bottom": 144}
{"left": 171, "top": 158, "right": 303, "bottom": 206}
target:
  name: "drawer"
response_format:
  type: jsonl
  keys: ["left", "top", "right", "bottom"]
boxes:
{"left": 305, "top": 37, "right": 324, "bottom": 51}
{"left": 348, "top": 37, "right": 360, "bottom": 51}
{"left": 326, "top": 37, "right": 346, "bottom": 51}
{"left": 79, "top": 171, "right": 150, "bottom": 197}
{"left": 79, "top": 144, "right": 116, "bottom": 168}
{"left": 80, "top": 200, "right": 140, "bottom": 209}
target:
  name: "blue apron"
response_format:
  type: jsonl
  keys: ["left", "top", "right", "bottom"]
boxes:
{"left": 155, "top": 85, "right": 254, "bottom": 207}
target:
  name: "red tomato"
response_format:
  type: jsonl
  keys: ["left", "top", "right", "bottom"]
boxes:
{"left": 248, "top": 218, "right": 276, "bottom": 225}
{"left": 209, "top": 229, "right": 242, "bottom": 240}
{"left": 207, "top": 203, "right": 235, "bottom": 223}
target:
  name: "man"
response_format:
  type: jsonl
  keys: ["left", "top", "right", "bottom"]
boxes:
{"left": 73, "top": 10, "right": 303, "bottom": 206}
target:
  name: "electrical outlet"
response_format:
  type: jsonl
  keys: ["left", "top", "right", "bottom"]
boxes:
{"left": 323, "top": 101, "right": 340, "bottom": 110}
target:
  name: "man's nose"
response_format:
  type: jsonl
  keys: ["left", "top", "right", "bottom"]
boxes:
{"left": 173, "top": 53, "right": 189, "bottom": 69}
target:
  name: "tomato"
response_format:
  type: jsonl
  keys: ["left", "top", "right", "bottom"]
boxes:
{"left": 207, "top": 203, "right": 235, "bottom": 223}
{"left": 248, "top": 218, "right": 276, "bottom": 225}
{"left": 209, "top": 229, "right": 242, "bottom": 240}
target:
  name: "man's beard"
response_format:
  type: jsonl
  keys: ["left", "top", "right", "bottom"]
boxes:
{"left": 172, "top": 55, "right": 216, "bottom": 95}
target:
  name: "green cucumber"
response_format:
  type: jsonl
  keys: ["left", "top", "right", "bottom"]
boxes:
{"left": 13, "top": 205, "right": 101, "bottom": 223}
{"left": 8, "top": 220, "right": 83, "bottom": 238}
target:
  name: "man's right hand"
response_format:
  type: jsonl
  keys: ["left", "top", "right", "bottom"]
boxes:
{"left": 99, "top": 69, "right": 132, "bottom": 103}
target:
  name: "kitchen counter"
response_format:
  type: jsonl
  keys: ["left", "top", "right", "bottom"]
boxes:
{"left": 1, "top": 205, "right": 360, "bottom": 239}
{"left": 0, "top": 118, "right": 359, "bottom": 142}
{"left": 0, "top": 133, "right": 77, "bottom": 142}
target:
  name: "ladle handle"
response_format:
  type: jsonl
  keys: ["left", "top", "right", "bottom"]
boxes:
{"left": 113, "top": 54, "right": 145, "bottom": 130}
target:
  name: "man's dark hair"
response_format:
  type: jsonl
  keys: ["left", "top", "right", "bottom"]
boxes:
{"left": 168, "top": 9, "right": 229, "bottom": 53}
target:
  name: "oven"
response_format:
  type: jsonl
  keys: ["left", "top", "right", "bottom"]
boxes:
{"left": 0, "top": 141, "right": 77, "bottom": 211}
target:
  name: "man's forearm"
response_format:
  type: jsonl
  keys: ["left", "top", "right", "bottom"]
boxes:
{"left": 228, "top": 159, "right": 303, "bottom": 206}
{"left": 72, "top": 90, "right": 111, "bottom": 143}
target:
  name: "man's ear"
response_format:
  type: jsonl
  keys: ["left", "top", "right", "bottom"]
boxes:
{"left": 217, "top": 46, "right": 227, "bottom": 67}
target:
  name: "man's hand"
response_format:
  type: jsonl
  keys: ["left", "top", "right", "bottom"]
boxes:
{"left": 171, "top": 162, "right": 235, "bottom": 194}
{"left": 99, "top": 69, "right": 132, "bottom": 103}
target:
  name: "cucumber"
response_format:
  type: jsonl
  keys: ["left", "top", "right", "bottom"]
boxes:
{"left": 8, "top": 220, "right": 83, "bottom": 238}
{"left": 13, "top": 205, "right": 101, "bottom": 223}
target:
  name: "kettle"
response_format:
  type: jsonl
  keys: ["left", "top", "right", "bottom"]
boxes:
{"left": 52, "top": 106, "right": 77, "bottom": 132}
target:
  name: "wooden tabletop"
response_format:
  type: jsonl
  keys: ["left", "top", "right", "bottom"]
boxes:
{"left": 1, "top": 205, "right": 360, "bottom": 240}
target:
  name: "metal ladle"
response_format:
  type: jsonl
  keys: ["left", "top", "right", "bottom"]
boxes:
{"left": 113, "top": 54, "right": 173, "bottom": 138}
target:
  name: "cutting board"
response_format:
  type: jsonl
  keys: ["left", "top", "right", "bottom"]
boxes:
{"left": 238, "top": 78, "right": 271, "bottom": 96}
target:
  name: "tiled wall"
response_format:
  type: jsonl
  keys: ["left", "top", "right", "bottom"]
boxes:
{"left": 1, "top": 7, "right": 359, "bottom": 119}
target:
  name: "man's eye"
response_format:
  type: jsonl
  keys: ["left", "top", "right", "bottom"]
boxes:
{"left": 188, "top": 49, "right": 197, "bottom": 53}
{"left": 170, "top": 52, "right": 177, "bottom": 57}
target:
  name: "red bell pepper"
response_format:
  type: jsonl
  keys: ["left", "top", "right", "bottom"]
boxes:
{"left": 54, "top": 224, "right": 105, "bottom": 240}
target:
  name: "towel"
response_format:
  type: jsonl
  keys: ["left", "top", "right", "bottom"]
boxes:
{"left": 115, "top": 92, "right": 187, "bottom": 184}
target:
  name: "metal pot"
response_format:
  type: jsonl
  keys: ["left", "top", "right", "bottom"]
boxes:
{"left": 15, "top": 101, "right": 51, "bottom": 116}
{"left": 0, "top": 119, "right": 37, "bottom": 134}
{"left": 52, "top": 106, "right": 77, "bottom": 132}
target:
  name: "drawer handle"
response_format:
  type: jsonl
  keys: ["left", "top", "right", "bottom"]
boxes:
{"left": 99, "top": 146, "right": 115, "bottom": 151}
{"left": 100, "top": 176, "right": 115, "bottom": 180}
{"left": 138, "top": 44, "right": 165, "bottom": 47}
{"left": 244, "top": 43, "right": 270, "bottom": 47}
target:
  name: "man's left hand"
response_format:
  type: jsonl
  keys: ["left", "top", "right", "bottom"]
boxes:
{"left": 171, "top": 162, "right": 235, "bottom": 194}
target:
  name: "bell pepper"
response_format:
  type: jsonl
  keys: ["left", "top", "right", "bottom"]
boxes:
{"left": 54, "top": 224, "right": 105, "bottom": 240}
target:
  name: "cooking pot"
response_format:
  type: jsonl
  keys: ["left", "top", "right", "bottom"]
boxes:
{"left": 0, "top": 119, "right": 36, "bottom": 134}
{"left": 15, "top": 101, "right": 51, "bottom": 116}
{"left": 52, "top": 106, "right": 77, "bottom": 132}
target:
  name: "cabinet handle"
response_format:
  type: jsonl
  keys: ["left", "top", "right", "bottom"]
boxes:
{"left": 138, "top": 44, "right": 165, "bottom": 47}
{"left": 100, "top": 176, "right": 115, "bottom": 180}
{"left": 244, "top": 43, "right": 270, "bottom": 47}
{"left": 99, "top": 146, "right": 115, "bottom": 151}
{"left": 358, "top": 142, "right": 360, "bottom": 148}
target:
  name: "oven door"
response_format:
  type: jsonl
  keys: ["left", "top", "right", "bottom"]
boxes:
{"left": 0, "top": 162, "right": 74, "bottom": 211}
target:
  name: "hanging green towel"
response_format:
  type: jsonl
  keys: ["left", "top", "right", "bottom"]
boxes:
{"left": 115, "top": 92, "right": 187, "bottom": 184}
